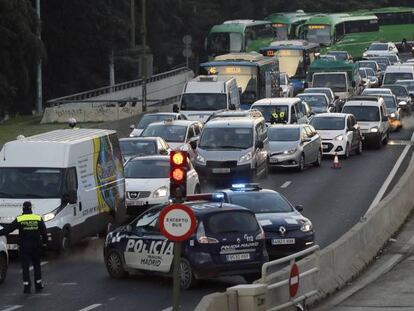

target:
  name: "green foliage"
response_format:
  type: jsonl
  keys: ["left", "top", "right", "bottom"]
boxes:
{"left": 0, "top": 0, "right": 42, "bottom": 115}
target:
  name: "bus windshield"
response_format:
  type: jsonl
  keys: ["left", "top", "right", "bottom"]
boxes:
{"left": 272, "top": 23, "right": 289, "bottom": 40}
{"left": 274, "top": 49, "right": 305, "bottom": 78}
{"left": 0, "top": 167, "right": 64, "bottom": 199}
{"left": 302, "top": 25, "right": 331, "bottom": 46}
{"left": 313, "top": 74, "right": 347, "bottom": 92}
{"left": 181, "top": 93, "right": 227, "bottom": 111}
{"left": 207, "top": 32, "right": 243, "bottom": 56}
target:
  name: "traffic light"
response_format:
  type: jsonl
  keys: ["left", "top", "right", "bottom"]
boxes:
{"left": 170, "top": 151, "right": 187, "bottom": 202}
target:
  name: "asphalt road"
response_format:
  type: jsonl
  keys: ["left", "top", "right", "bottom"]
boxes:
{"left": 1, "top": 124, "right": 413, "bottom": 311}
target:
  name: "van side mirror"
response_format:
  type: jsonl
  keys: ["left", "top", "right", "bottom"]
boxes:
{"left": 173, "top": 104, "right": 179, "bottom": 113}
{"left": 295, "top": 205, "right": 304, "bottom": 212}
{"left": 382, "top": 115, "right": 389, "bottom": 121}
{"left": 189, "top": 140, "right": 197, "bottom": 150}
{"left": 62, "top": 190, "right": 77, "bottom": 205}
{"left": 399, "top": 101, "right": 407, "bottom": 107}
{"left": 229, "top": 103, "right": 236, "bottom": 110}
{"left": 256, "top": 140, "right": 264, "bottom": 149}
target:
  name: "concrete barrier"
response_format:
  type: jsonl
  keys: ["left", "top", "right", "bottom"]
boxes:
{"left": 194, "top": 153, "right": 414, "bottom": 310}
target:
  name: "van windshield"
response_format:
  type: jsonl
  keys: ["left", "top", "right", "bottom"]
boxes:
{"left": 180, "top": 93, "right": 227, "bottom": 111}
{"left": 342, "top": 106, "right": 380, "bottom": 122}
{"left": 198, "top": 128, "right": 253, "bottom": 150}
{"left": 384, "top": 73, "right": 413, "bottom": 85}
{"left": 313, "top": 74, "right": 347, "bottom": 92}
{"left": 0, "top": 168, "right": 64, "bottom": 199}
{"left": 252, "top": 105, "right": 289, "bottom": 123}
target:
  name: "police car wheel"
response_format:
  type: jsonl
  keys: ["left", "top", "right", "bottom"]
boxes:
{"left": 0, "top": 253, "right": 7, "bottom": 284}
{"left": 313, "top": 149, "right": 322, "bottom": 167}
{"left": 105, "top": 250, "right": 127, "bottom": 279}
{"left": 297, "top": 154, "right": 305, "bottom": 172}
{"left": 179, "top": 258, "right": 197, "bottom": 289}
{"left": 356, "top": 140, "right": 363, "bottom": 155}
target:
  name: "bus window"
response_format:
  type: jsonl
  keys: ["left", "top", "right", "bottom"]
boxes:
{"left": 335, "top": 23, "right": 345, "bottom": 39}
{"left": 275, "top": 49, "right": 305, "bottom": 79}
{"left": 207, "top": 33, "right": 243, "bottom": 56}
{"left": 272, "top": 23, "right": 289, "bottom": 40}
{"left": 251, "top": 24, "right": 275, "bottom": 41}
{"left": 302, "top": 25, "right": 331, "bottom": 46}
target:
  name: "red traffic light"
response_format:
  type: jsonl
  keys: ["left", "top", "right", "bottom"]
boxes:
{"left": 171, "top": 167, "right": 185, "bottom": 182}
{"left": 170, "top": 151, "right": 188, "bottom": 202}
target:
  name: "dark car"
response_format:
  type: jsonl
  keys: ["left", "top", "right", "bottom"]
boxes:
{"left": 104, "top": 201, "right": 268, "bottom": 288}
{"left": 216, "top": 184, "right": 314, "bottom": 258}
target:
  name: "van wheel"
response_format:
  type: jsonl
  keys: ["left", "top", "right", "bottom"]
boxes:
{"left": 313, "top": 149, "right": 322, "bottom": 167}
{"left": 105, "top": 250, "right": 127, "bottom": 279}
{"left": 382, "top": 133, "right": 389, "bottom": 145}
{"left": 343, "top": 144, "right": 350, "bottom": 159}
{"left": 0, "top": 253, "right": 7, "bottom": 284}
{"left": 356, "top": 140, "right": 363, "bottom": 155}
{"left": 297, "top": 154, "right": 305, "bottom": 172}
{"left": 180, "top": 258, "right": 197, "bottom": 289}
{"left": 58, "top": 228, "right": 71, "bottom": 254}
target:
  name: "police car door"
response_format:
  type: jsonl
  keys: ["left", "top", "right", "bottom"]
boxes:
{"left": 124, "top": 208, "right": 174, "bottom": 272}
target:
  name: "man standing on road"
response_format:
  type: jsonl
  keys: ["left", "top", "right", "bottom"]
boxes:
{"left": 0, "top": 201, "right": 47, "bottom": 293}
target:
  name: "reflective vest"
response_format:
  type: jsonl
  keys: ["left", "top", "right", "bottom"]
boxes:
{"left": 17, "top": 214, "right": 42, "bottom": 231}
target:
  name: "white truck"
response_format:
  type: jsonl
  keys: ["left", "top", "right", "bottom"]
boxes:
{"left": 174, "top": 75, "right": 240, "bottom": 122}
{"left": 0, "top": 129, "right": 126, "bottom": 252}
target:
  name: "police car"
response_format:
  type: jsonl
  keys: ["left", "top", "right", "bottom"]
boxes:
{"left": 0, "top": 235, "right": 8, "bottom": 283}
{"left": 212, "top": 184, "right": 314, "bottom": 258}
{"left": 104, "top": 201, "right": 267, "bottom": 288}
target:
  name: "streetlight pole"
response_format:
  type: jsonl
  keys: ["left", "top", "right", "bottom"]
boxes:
{"left": 141, "top": 0, "right": 147, "bottom": 112}
{"left": 130, "top": 0, "right": 135, "bottom": 48}
{"left": 36, "top": 0, "right": 42, "bottom": 114}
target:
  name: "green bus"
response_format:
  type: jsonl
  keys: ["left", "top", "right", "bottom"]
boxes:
{"left": 353, "top": 7, "right": 414, "bottom": 42}
{"left": 265, "top": 10, "right": 313, "bottom": 40}
{"left": 205, "top": 20, "right": 275, "bottom": 59}
{"left": 200, "top": 52, "right": 279, "bottom": 109}
{"left": 299, "top": 13, "right": 380, "bottom": 58}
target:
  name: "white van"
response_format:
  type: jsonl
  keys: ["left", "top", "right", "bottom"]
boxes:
{"left": 250, "top": 98, "right": 308, "bottom": 125}
{"left": 383, "top": 65, "right": 414, "bottom": 85}
{"left": 342, "top": 96, "right": 390, "bottom": 148}
{"left": 174, "top": 75, "right": 240, "bottom": 122}
{"left": 0, "top": 129, "right": 126, "bottom": 252}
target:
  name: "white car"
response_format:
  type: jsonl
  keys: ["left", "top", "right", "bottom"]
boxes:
{"left": 310, "top": 113, "right": 363, "bottom": 157}
{"left": 363, "top": 42, "right": 398, "bottom": 58}
{"left": 119, "top": 137, "right": 170, "bottom": 163}
{"left": 280, "top": 73, "right": 294, "bottom": 97}
{"left": 129, "top": 112, "right": 187, "bottom": 137}
{"left": 124, "top": 155, "right": 200, "bottom": 215}
{"left": 0, "top": 235, "right": 8, "bottom": 284}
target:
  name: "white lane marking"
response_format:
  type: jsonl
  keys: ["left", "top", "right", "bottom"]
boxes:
{"left": 59, "top": 282, "right": 78, "bottom": 286}
{"left": 365, "top": 132, "right": 414, "bottom": 215}
{"left": 29, "top": 261, "right": 48, "bottom": 271}
{"left": 1, "top": 306, "right": 23, "bottom": 311}
{"left": 281, "top": 181, "right": 292, "bottom": 188}
{"left": 78, "top": 304, "right": 102, "bottom": 311}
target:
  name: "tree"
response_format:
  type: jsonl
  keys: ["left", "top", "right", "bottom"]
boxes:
{"left": 0, "top": 0, "right": 42, "bottom": 116}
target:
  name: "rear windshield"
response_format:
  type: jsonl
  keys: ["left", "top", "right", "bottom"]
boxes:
{"left": 310, "top": 117, "right": 345, "bottom": 130}
{"left": 228, "top": 193, "right": 293, "bottom": 213}
{"left": 205, "top": 211, "right": 260, "bottom": 234}
{"left": 384, "top": 72, "right": 413, "bottom": 85}
{"left": 313, "top": 74, "right": 347, "bottom": 92}
{"left": 136, "top": 114, "right": 175, "bottom": 129}
{"left": 268, "top": 127, "right": 300, "bottom": 141}
{"left": 142, "top": 124, "right": 187, "bottom": 143}
{"left": 342, "top": 106, "right": 380, "bottom": 122}
{"left": 120, "top": 140, "right": 157, "bottom": 156}
{"left": 368, "top": 43, "right": 388, "bottom": 51}
{"left": 124, "top": 159, "right": 169, "bottom": 178}
{"left": 387, "top": 86, "right": 408, "bottom": 96}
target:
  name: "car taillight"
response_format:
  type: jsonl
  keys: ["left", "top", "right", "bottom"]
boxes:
{"left": 255, "top": 227, "right": 265, "bottom": 240}
{"left": 198, "top": 236, "right": 219, "bottom": 244}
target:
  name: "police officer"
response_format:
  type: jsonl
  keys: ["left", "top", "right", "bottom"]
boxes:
{"left": 0, "top": 201, "right": 47, "bottom": 293}
{"left": 270, "top": 108, "right": 285, "bottom": 124}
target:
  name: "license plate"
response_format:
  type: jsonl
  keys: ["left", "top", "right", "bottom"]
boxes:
{"left": 7, "top": 244, "right": 18, "bottom": 250}
{"left": 272, "top": 238, "right": 295, "bottom": 245}
{"left": 226, "top": 253, "right": 250, "bottom": 261}
{"left": 127, "top": 200, "right": 145, "bottom": 206}
{"left": 212, "top": 168, "right": 231, "bottom": 174}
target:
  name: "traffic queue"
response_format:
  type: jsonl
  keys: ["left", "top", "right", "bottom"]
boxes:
{"left": 0, "top": 39, "right": 413, "bottom": 291}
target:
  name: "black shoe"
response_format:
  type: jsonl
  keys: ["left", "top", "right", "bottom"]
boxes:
{"left": 35, "top": 284, "right": 43, "bottom": 292}
{"left": 23, "top": 286, "right": 31, "bottom": 294}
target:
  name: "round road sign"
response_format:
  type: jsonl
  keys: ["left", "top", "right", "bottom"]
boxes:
{"left": 289, "top": 263, "right": 300, "bottom": 298}
{"left": 160, "top": 204, "right": 196, "bottom": 242}
{"left": 182, "top": 35, "right": 192, "bottom": 45}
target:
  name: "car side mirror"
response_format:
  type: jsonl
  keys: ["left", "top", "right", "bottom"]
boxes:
{"left": 190, "top": 140, "right": 197, "bottom": 150}
{"left": 173, "top": 104, "right": 179, "bottom": 113}
{"left": 130, "top": 124, "right": 135, "bottom": 130}
{"left": 126, "top": 224, "right": 133, "bottom": 233}
{"left": 65, "top": 190, "right": 77, "bottom": 205}
{"left": 399, "top": 101, "right": 407, "bottom": 107}
{"left": 295, "top": 205, "right": 304, "bottom": 212}
{"left": 256, "top": 140, "right": 264, "bottom": 149}
{"left": 229, "top": 103, "right": 236, "bottom": 110}
{"left": 334, "top": 95, "right": 339, "bottom": 100}
{"left": 160, "top": 149, "right": 169, "bottom": 155}
{"left": 382, "top": 115, "right": 389, "bottom": 121}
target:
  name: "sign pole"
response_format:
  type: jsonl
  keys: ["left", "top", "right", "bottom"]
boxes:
{"left": 172, "top": 241, "right": 182, "bottom": 311}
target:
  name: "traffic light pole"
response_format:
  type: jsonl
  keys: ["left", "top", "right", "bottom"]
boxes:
{"left": 172, "top": 240, "right": 182, "bottom": 311}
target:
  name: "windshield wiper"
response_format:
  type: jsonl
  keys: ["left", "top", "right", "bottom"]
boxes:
{"left": 0, "top": 192, "right": 14, "bottom": 198}
{"left": 216, "top": 145, "right": 243, "bottom": 149}
{"left": 16, "top": 193, "right": 44, "bottom": 198}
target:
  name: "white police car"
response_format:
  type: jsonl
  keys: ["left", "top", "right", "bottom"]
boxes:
{"left": 104, "top": 201, "right": 268, "bottom": 288}
{"left": 0, "top": 235, "right": 8, "bottom": 283}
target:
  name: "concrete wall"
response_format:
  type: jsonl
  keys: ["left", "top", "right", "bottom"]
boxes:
{"left": 195, "top": 153, "right": 414, "bottom": 310}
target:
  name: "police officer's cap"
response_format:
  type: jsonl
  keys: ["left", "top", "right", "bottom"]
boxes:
{"left": 23, "top": 201, "right": 32, "bottom": 212}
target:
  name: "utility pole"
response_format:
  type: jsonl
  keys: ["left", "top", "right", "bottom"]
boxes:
{"left": 36, "top": 0, "right": 43, "bottom": 114}
{"left": 130, "top": 0, "right": 135, "bottom": 48}
{"left": 141, "top": 0, "right": 147, "bottom": 112}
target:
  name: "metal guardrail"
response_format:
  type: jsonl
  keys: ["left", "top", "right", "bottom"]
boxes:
{"left": 46, "top": 67, "right": 190, "bottom": 105}
{"left": 261, "top": 245, "right": 320, "bottom": 311}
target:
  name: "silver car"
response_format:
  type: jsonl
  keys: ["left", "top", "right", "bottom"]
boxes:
{"left": 119, "top": 137, "right": 170, "bottom": 163}
{"left": 268, "top": 124, "right": 322, "bottom": 171}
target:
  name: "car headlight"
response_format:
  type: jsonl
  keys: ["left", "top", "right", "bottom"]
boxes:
{"left": 362, "top": 53, "right": 367, "bottom": 58}
{"left": 334, "top": 135, "right": 344, "bottom": 141}
{"left": 153, "top": 186, "right": 168, "bottom": 198}
{"left": 43, "top": 212, "right": 56, "bottom": 222}
{"left": 196, "top": 154, "right": 206, "bottom": 164}
{"left": 239, "top": 151, "right": 253, "bottom": 163}
{"left": 390, "top": 113, "right": 396, "bottom": 118}
{"left": 300, "top": 220, "right": 313, "bottom": 232}
{"left": 370, "top": 127, "right": 379, "bottom": 133}
{"left": 283, "top": 148, "right": 297, "bottom": 155}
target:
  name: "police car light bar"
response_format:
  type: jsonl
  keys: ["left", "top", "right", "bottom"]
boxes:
{"left": 231, "top": 183, "right": 261, "bottom": 190}
{"left": 186, "top": 193, "right": 224, "bottom": 202}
